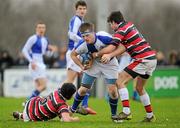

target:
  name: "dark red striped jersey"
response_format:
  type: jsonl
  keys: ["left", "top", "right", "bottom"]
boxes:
{"left": 25, "top": 88, "right": 69, "bottom": 121}
{"left": 112, "top": 21, "right": 156, "bottom": 60}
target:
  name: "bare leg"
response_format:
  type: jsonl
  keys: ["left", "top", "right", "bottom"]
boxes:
{"left": 136, "top": 77, "right": 154, "bottom": 119}
{"left": 28, "top": 77, "right": 47, "bottom": 99}
{"left": 64, "top": 69, "right": 78, "bottom": 83}
{"left": 35, "top": 78, "right": 47, "bottom": 92}
{"left": 116, "top": 71, "right": 133, "bottom": 119}
{"left": 132, "top": 77, "right": 139, "bottom": 101}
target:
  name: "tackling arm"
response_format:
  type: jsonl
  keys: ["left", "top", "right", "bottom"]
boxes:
{"left": 92, "top": 44, "right": 117, "bottom": 59}
{"left": 108, "top": 43, "right": 126, "bottom": 58}
{"left": 101, "top": 44, "right": 126, "bottom": 63}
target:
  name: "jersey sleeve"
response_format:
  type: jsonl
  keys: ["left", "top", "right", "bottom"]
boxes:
{"left": 74, "top": 40, "right": 88, "bottom": 54}
{"left": 22, "top": 35, "right": 37, "bottom": 62}
{"left": 57, "top": 102, "right": 69, "bottom": 115}
{"left": 68, "top": 17, "right": 82, "bottom": 43}
{"left": 96, "top": 31, "right": 113, "bottom": 45}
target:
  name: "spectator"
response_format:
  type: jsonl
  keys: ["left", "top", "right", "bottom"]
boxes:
{"left": 52, "top": 46, "right": 67, "bottom": 68}
{"left": 0, "top": 50, "right": 2, "bottom": 64}
{"left": 156, "top": 51, "right": 168, "bottom": 66}
{"left": 43, "top": 47, "right": 59, "bottom": 68}
{"left": 0, "top": 50, "right": 14, "bottom": 81}
{"left": 175, "top": 51, "right": 180, "bottom": 67}
{"left": 0, "top": 50, "right": 14, "bottom": 70}
{"left": 14, "top": 52, "right": 28, "bottom": 66}
{"left": 43, "top": 53, "right": 56, "bottom": 68}
{"left": 168, "top": 50, "right": 178, "bottom": 65}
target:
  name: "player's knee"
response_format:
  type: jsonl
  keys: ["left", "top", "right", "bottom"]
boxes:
{"left": 78, "top": 86, "right": 89, "bottom": 96}
{"left": 109, "top": 91, "right": 118, "bottom": 99}
{"left": 65, "top": 77, "right": 75, "bottom": 83}
{"left": 108, "top": 86, "right": 118, "bottom": 98}
{"left": 116, "top": 80, "right": 126, "bottom": 88}
{"left": 136, "top": 85, "right": 143, "bottom": 94}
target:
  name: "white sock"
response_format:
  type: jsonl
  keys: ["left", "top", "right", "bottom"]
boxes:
{"left": 146, "top": 112, "right": 153, "bottom": 118}
{"left": 123, "top": 107, "right": 130, "bottom": 115}
{"left": 140, "top": 93, "right": 150, "bottom": 106}
{"left": 119, "top": 88, "right": 130, "bottom": 114}
{"left": 140, "top": 93, "right": 153, "bottom": 118}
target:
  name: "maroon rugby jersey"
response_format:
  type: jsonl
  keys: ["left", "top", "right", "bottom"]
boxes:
{"left": 25, "top": 88, "right": 68, "bottom": 121}
{"left": 112, "top": 21, "right": 156, "bottom": 60}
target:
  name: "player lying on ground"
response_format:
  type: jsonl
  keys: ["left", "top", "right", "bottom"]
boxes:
{"left": 13, "top": 83, "right": 79, "bottom": 122}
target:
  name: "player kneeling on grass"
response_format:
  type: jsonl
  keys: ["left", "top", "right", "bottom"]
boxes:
{"left": 13, "top": 83, "right": 79, "bottom": 122}
{"left": 69, "top": 22, "right": 121, "bottom": 122}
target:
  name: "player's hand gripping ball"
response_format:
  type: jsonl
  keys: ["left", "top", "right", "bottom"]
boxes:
{"left": 80, "top": 53, "right": 93, "bottom": 70}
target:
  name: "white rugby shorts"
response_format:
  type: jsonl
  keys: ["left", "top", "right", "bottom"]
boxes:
{"left": 84, "top": 57, "right": 119, "bottom": 80}
{"left": 29, "top": 62, "right": 46, "bottom": 80}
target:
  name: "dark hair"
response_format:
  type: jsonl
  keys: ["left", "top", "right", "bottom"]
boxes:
{"left": 107, "top": 11, "right": 125, "bottom": 24}
{"left": 75, "top": 0, "right": 87, "bottom": 9}
{"left": 61, "top": 83, "right": 76, "bottom": 100}
{"left": 79, "top": 22, "right": 94, "bottom": 33}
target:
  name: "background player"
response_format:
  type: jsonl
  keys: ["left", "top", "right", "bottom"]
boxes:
{"left": 22, "top": 22, "right": 57, "bottom": 100}
{"left": 64, "top": 0, "right": 96, "bottom": 114}
{"left": 13, "top": 83, "right": 79, "bottom": 122}
{"left": 94, "top": 11, "right": 157, "bottom": 122}
{"left": 70, "top": 22, "right": 120, "bottom": 122}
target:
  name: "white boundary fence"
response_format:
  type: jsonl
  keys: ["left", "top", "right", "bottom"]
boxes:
{"left": 4, "top": 69, "right": 69, "bottom": 97}
{"left": 3, "top": 69, "right": 106, "bottom": 98}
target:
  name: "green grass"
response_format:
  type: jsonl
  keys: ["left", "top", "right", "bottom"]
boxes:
{"left": 0, "top": 97, "right": 180, "bottom": 128}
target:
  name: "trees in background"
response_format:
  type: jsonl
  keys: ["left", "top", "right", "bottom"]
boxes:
{"left": 0, "top": 0, "right": 179, "bottom": 58}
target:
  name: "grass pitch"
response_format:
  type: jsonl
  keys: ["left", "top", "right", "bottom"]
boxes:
{"left": 0, "top": 97, "right": 180, "bottom": 128}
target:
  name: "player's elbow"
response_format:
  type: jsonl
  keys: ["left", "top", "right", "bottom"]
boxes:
{"left": 110, "top": 44, "right": 117, "bottom": 51}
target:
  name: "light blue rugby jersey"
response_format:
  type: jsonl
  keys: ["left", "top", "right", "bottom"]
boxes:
{"left": 22, "top": 34, "right": 49, "bottom": 63}
{"left": 68, "top": 15, "right": 83, "bottom": 50}
{"left": 74, "top": 31, "right": 113, "bottom": 55}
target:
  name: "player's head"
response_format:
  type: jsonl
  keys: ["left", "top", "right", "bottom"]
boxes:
{"left": 79, "top": 22, "right": 95, "bottom": 44}
{"left": 36, "top": 21, "right": 46, "bottom": 36}
{"left": 107, "top": 11, "right": 125, "bottom": 30}
{"left": 60, "top": 83, "right": 76, "bottom": 100}
{"left": 75, "top": 0, "right": 87, "bottom": 18}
